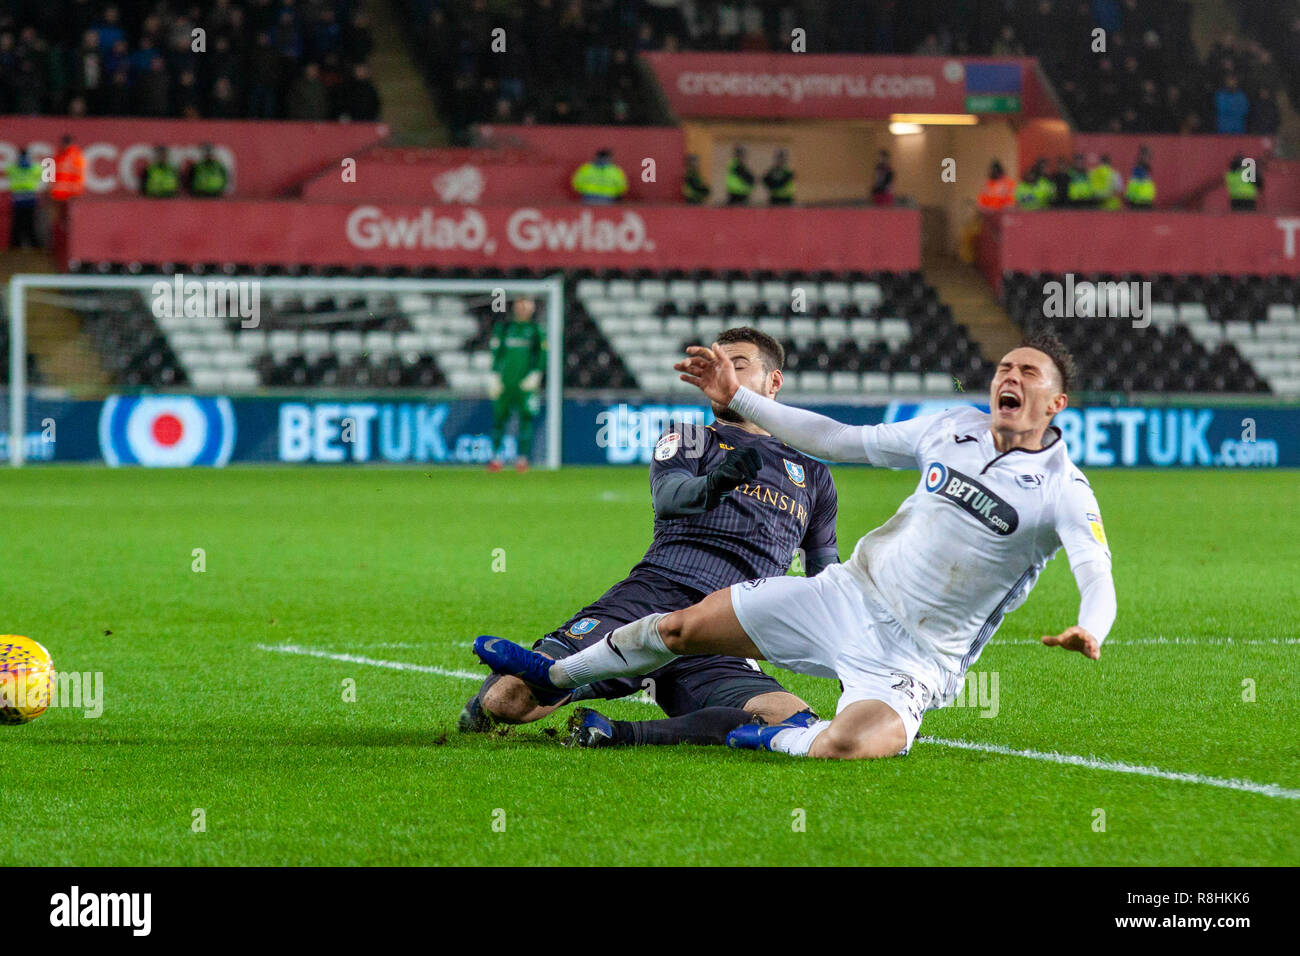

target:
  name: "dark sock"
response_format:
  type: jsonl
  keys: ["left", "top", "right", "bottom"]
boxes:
{"left": 612, "top": 706, "right": 756, "bottom": 747}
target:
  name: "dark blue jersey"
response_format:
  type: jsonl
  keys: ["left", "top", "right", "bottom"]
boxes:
{"left": 636, "top": 420, "right": 838, "bottom": 594}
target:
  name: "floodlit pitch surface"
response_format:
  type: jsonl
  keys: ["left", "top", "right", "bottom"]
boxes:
{"left": 1, "top": 466, "right": 1296, "bottom": 866}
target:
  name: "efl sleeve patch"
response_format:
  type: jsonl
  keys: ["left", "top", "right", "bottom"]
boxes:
{"left": 1086, "top": 512, "right": 1108, "bottom": 547}
{"left": 654, "top": 432, "right": 682, "bottom": 461}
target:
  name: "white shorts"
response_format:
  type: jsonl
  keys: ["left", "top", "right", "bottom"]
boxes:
{"left": 730, "top": 562, "right": 943, "bottom": 754}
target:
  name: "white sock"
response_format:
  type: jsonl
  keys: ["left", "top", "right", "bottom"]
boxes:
{"left": 549, "top": 613, "right": 673, "bottom": 688}
{"left": 769, "top": 720, "right": 832, "bottom": 756}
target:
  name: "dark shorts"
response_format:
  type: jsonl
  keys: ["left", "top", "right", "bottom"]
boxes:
{"left": 534, "top": 564, "right": 789, "bottom": 718}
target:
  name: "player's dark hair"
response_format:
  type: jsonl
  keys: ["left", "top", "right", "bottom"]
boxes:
{"left": 1019, "top": 332, "right": 1075, "bottom": 393}
{"left": 717, "top": 326, "right": 785, "bottom": 373}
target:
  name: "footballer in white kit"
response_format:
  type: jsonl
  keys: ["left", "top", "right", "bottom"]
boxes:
{"left": 474, "top": 334, "right": 1116, "bottom": 761}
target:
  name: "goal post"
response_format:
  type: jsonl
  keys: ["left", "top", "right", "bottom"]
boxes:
{"left": 5, "top": 272, "right": 566, "bottom": 468}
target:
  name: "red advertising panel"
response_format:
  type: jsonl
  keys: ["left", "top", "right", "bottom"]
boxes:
{"left": 475, "top": 125, "right": 685, "bottom": 202}
{"left": 642, "top": 53, "right": 1042, "bottom": 120}
{"left": 300, "top": 148, "right": 571, "bottom": 203}
{"left": 1070, "top": 133, "right": 1275, "bottom": 207}
{"left": 0, "top": 117, "right": 387, "bottom": 197}
{"left": 304, "top": 129, "right": 687, "bottom": 203}
{"left": 69, "top": 200, "right": 920, "bottom": 271}
{"left": 979, "top": 210, "right": 1300, "bottom": 290}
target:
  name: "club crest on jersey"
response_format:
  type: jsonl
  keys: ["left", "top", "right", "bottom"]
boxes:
{"left": 923, "top": 462, "right": 948, "bottom": 492}
{"left": 783, "top": 459, "right": 806, "bottom": 487}
{"left": 653, "top": 432, "right": 681, "bottom": 461}
{"left": 923, "top": 462, "right": 1020, "bottom": 535}
{"left": 568, "top": 618, "right": 600, "bottom": 636}
{"left": 1086, "top": 512, "right": 1108, "bottom": 547}
{"left": 1015, "top": 473, "right": 1044, "bottom": 489}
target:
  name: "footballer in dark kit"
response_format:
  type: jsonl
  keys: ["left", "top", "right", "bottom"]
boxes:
{"left": 460, "top": 326, "right": 840, "bottom": 748}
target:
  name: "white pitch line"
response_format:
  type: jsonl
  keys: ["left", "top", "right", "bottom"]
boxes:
{"left": 920, "top": 736, "right": 1300, "bottom": 800}
{"left": 257, "top": 642, "right": 485, "bottom": 680}
{"left": 260, "top": 642, "right": 1299, "bottom": 797}
{"left": 256, "top": 642, "right": 658, "bottom": 705}
{"left": 991, "top": 636, "right": 1299, "bottom": 647}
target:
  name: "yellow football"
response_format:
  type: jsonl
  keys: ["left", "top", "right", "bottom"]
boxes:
{"left": 0, "top": 635, "right": 54, "bottom": 725}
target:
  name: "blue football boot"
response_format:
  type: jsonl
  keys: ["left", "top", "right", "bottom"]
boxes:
{"left": 472, "top": 635, "right": 569, "bottom": 706}
{"left": 726, "top": 709, "right": 819, "bottom": 751}
{"left": 562, "top": 707, "right": 620, "bottom": 749}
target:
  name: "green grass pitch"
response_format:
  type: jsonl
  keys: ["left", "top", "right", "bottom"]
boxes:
{"left": 1, "top": 465, "right": 1297, "bottom": 866}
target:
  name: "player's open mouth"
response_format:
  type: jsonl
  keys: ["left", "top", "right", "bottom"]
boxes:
{"left": 997, "top": 390, "right": 1022, "bottom": 412}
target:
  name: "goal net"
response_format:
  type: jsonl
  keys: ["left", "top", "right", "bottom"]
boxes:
{"left": 4, "top": 273, "right": 565, "bottom": 468}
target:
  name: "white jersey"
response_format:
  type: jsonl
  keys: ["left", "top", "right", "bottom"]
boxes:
{"left": 842, "top": 406, "right": 1111, "bottom": 686}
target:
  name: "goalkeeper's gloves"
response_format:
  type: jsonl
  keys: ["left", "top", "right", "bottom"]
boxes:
{"left": 704, "top": 446, "right": 762, "bottom": 509}
{"left": 487, "top": 372, "right": 504, "bottom": 400}
{"left": 520, "top": 370, "right": 543, "bottom": 392}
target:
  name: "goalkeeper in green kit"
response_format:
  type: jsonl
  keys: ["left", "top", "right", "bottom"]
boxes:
{"left": 487, "top": 296, "right": 546, "bottom": 472}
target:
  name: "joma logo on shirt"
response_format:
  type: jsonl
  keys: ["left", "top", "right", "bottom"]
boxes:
{"left": 924, "top": 463, "right": 1019, "bottom": 535}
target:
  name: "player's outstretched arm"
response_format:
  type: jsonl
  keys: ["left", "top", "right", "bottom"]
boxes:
{"left": 1040, "top": 625, "right": 1101, "bottom": 660}
{"left": 1041, "top": 558, "right": 1115, "bottom": 660}
{"left": 675, "top": 344, "right": 872, "bottom": 462}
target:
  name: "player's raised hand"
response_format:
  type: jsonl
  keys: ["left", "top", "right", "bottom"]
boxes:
{"left": 674, "top": 343, "right": 740, "bottom": 405}
{"left": 1040, "top": 626, "right": 1101, "bottom": 660}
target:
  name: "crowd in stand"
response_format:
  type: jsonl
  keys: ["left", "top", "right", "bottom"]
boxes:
{"left": 1230, "top": 0, "right": 1300, "bottom": 123}
{"left": 978, "top": 150, "right": 1262, "bottom": 212}
{"left": 397, "top": 0, "right": 659, "bottom": 141}
{"left": 0, "top": 0, "right": 380, "bottom": 121}
{"left": 398, "top": 0, "right": 1284, "bottom": 141}
{"left": 1, "top": 1, "right": 1287, "bottom": 140}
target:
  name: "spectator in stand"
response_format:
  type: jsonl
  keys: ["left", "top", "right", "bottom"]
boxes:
{"left": 1249, "top": 86, "right": 1280, "bottom": 135}
{"left": 571, "top": 148, "right": 627, "bottom": 204}
{"left": 173, "top": 69, "right": 201, "bottom": 118}
{"left": 1125, "top": 158, "right": 1156, "bottom": 209}
{"left": 1066, "top": 153, "right": 1093, "bottom": 207}
{"left": 5, "top": 147, "right": 43, "bottom": 249}
{"left": 50, "top": 134, "right": 84, "bottom": 215}
{"left": 102, "top": 67, "right": 129, "bottom": 115}
{"left": 208, "top": 76, "right": 239, "bottom": 119}
{"left": 186, "top": 143, "right": 229, "bottom": 198}
{"left": 1088, "top": 154, "right": 1123, "bottom": 210}
{"left": 286, "top": 62, "right": 329, "bottom": 120}
{"left": 870, "top": 149, "right": 894, "bottom": 206}
{"left": 246, "top": 32, "right": 280, "bottom": 119}
{"left": 763, "top": 149, "right": 795, "bottom": 205}
{"left": 725, "top": 146, "right": 755, "bottom": 205}
{"left": 1033, "top": 158, "right": 1055, "bottom": 208}
{"left": 1049, "top": 155, "right": 1071, "bottom": 207}
{"left": 140, "top": 145, "right": 180, "bottom": 198}
{"left": 134, "top": 54, "right": 170, "bottom": 117}
{"left": 977, "top": 160, "right": 1016, "bottom": 210}
{"left": 92, "top": 5, "right": 125, "bottom": 54}
{"left": 991, "top": 24, "right": 1026, "bottom": 55}
{"left": 682, "top": 154, "right": 710, "bottom": 204}
{"left": 1214, "top": 75, "right": 1250, "bottom": 134}
{"left": 334, "top": 63, "right": 380, "bottom": 121}
{"left": 69, "top": 30, "right": 103, "bottom": 108}
{"left": 1226, "top": 155, "right": 1260, "bottom": 211}
{"left": 345, "top": 11, "right": 374, "bottom": 62}
{"left": 1014, "top": 164, "right": 1045, "bottom": 210}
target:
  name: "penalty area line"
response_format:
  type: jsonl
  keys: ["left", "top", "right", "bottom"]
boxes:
{"left": 255, "top": 642, "right": 658, "bottom": 705}
{"left": 919, "top": 736, "right": 1300, "bottom": 800}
